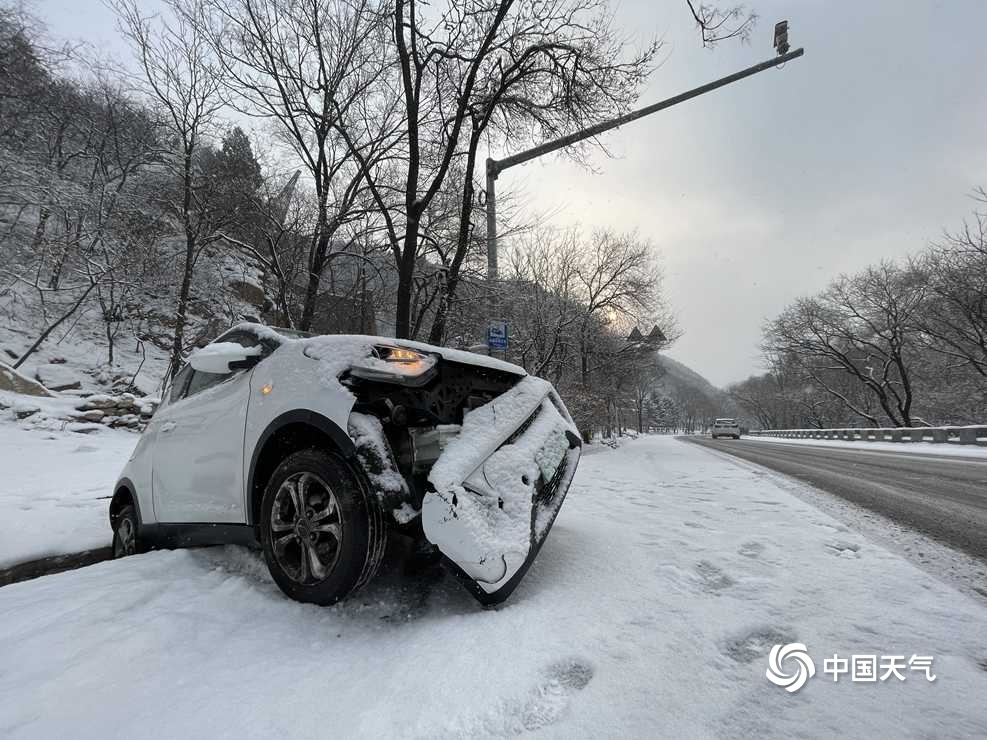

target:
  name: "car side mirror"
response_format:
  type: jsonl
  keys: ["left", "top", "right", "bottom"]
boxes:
{"left": 189, "top": 342, "right": 262, "bottom": 374}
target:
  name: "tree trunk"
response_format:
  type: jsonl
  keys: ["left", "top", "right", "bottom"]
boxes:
{"left": 299, "top": 218, "right": 333, "bottom": 330}
{"left": 394, "top": 220, "right": 420, "bottom": 339}
{"left": 168, "top": 240, "right": 195, "bottom": 378}
{"left": 169, "top": 153, "right": 196, "bottom": 379}
{"left": 428, "top": 273, "right": 459, "bottom": 345}
{"left": 30, "top": 206, "right": 51, "bottom": 255}
{"left": 298, "top": 264, "right": 321, "bottom": 332}
{"left": 428, "top": 125, "right": 482, "bottom": 345}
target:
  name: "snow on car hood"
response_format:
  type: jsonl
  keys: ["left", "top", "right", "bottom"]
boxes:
{"left": 302, "top": 335, "right": 525, "bottom": 377}
{"left": 381, "top": 338, "right": 526, "bottom": 376}
{"left": 230, "top": 323, "right": 527, "bottom": 377}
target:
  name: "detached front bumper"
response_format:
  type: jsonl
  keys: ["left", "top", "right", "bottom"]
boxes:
{"left": 422, "top": 376, "right": 582, "bottom": 605}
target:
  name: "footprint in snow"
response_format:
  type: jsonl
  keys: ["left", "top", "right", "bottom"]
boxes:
{"left": 813, "top": 520, "right": 850, "bottom": 534}
{"left": 518, "top": 659, "right": 594, "bottom": 732}
{"left": 737, "top": 542, "right": 765, "bottom": 558}
{"left": 695, "top": 560, "right": 735, "bottom": 592}
{"left": 825, "top": 541, "right": 862, "bottom": 559}
{"left": 724, "top": 626, "right": 798, "bottom": 664}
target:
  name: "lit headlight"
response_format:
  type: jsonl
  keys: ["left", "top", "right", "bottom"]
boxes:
{"left": 349, "top": 345, "right": 439, "bottom": 385}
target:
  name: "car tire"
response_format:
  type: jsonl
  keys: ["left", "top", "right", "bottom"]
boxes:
{"left": 260, "top": 448, "right": 386, "bottom": 605}
{"left": 112, "top": 504, "right": 140, "bottom": 558}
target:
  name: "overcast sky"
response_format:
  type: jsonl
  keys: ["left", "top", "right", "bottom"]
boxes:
{"left": 33, "top": 0, "right": 987, "bottom": 387}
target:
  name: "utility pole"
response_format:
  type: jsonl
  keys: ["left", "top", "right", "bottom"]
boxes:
{"left": 485, "top": 33, "right": 804, "bottom": 290}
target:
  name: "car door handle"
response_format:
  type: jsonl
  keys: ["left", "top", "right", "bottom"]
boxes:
{"left": 160, "top": 421, "right": 177, "bottom": 433}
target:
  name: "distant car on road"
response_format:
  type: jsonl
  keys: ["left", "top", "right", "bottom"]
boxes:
{"left": 711, "top": 418, "right": 741, "bottom": 439}
{"left": 109, "top": 323, "right": 581, "bottom": 607}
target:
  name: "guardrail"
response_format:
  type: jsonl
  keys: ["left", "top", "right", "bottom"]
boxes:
{"left": 748, "top": 426, "right": 987, "bottom": 446}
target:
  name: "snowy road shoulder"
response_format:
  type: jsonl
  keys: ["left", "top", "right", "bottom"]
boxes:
{"left": 0, "top": 422, "right": 136, "bottom": 568}
{"left": 1, "top": 435, "right": 986, "bottom": 738}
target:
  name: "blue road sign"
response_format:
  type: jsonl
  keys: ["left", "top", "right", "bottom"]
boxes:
{"left": 487, "top": 319, "right": 508, "bottom": 350}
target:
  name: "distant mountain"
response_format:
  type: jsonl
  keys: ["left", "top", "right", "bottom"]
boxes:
{"left": 658, "top": 355, "right": 724, "bottom": 397}
{"left": 652, "top": 354, "right": 740, "bottom": 431}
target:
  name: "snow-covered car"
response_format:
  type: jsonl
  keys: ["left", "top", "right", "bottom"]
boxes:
{"left": 711, "top": 418, "right": 741, "bottom": 439}
{"left": 108, "top": 323, "right": 581, "bottom": 606}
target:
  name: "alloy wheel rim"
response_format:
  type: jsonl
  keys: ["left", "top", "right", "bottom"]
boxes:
{"left": 116, "top": 517, "right": 135, "bottom": 556}
{"left": 270, "top": 472, "right": 343, "bottom": 585}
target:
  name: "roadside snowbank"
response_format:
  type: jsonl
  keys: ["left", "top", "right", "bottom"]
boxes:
{"left": 744, "top": 435, "right": 987, "bottom": 458}
{"left": 1, "top": 435, "right": 985, "bottom": 738}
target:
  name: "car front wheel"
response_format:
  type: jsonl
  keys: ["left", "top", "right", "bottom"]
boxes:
{"left": 260, "top": 449, "right": 386, "bottom": 605}
{"left": 112, "top": 504, "right": 139, "bottom": 558}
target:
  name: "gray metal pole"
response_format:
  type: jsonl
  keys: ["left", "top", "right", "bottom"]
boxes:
{"left": 485, "top": 158, "right": 500, "bottom": 352}
{"left": 485, "top": 157, "right": 498, "bottom": 281}
{"left": 484, "top": 47, "right": 804, "bottom": 283}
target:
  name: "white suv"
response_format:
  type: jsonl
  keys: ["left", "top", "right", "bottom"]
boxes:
{"left": 109, "top": 324, "right": 581, "bottom": 606}
{"left": 711, "top": 418, "right": 741, "bottom": 439}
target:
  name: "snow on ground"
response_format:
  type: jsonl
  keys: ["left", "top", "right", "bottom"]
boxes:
{"left": 0, "top": 421, "right": 137, "bottom": 567}
{"left": 1, "top": 435, "right": 987, "bottom": 738}
{"left": 743, "top": 434, "right": 987, "bottom": 459}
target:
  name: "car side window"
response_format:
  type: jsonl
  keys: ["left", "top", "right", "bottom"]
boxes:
{"left": 169, "top": 364, "right": 194, "bottom": 404}
{"left": 184, "top": 367, "right": 230, "bottom": 398}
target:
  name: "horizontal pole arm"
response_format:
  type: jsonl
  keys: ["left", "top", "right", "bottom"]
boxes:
{"left": 489, "top": 47, "right": 804, "bottom": 177}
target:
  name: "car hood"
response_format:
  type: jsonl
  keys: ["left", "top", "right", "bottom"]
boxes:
{"left": 295, "top": 333, "right": 526, "bottom": 377}
{"left": 387, "top": 338, "right": 525, "bottom": 376}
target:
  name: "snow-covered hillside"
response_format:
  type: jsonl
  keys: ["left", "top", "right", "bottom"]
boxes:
{"left": 1, "top": 433, "right": 985, "bottom": 738}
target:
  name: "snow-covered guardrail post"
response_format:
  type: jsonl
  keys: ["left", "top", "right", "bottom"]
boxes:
{"left": 748, "top": 425, "right": 987, "bottom": 447}
{"left": 958, "top": 427, "right": 980, "bottom": 444}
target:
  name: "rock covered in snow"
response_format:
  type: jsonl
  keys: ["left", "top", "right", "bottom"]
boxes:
{"left": 0, "top": 362, "right": 54, "bottom": 397}
{"left": 72, "top": 392, "right": 159, "bottom": 429}
{"left": 35, "top": 363, "right": 82, "bottom": 391}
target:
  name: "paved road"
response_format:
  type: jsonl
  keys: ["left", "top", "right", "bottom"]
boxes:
{"left": 685, "top": 437, "right": 987, "bottom": 562}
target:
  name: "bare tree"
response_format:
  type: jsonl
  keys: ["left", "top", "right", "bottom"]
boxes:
{"left": 113, "top": 0, "right": 226, "bottom": 377}
{"left": 339, "top": 0, "right": 656, "bottom": 338}
{"left": 764, "top": 263, "right": 926, "bottom": 427}
{"left": 423, "top": 0, "right": 658, "bottom": 344}
{"left": 572, "top": 228, "right": 661, "bottom": 385}
{"left": 502, "top": 228, "right": 581, "bottom": 378}
{"left": 685, "top": 1, "right": 757, "bottom": 47}
{"left": 196, "top": 0, "right": 398, "bottom": 331}
{"left": 498, "top": 226, "right": 675, "bottom": 439}
{"left": 914, "top": 187, "right": 987, "bottom": 377}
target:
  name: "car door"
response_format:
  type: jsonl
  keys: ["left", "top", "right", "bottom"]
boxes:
{"left": 151, "top": 332, "right": 262, "bottom": 523}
